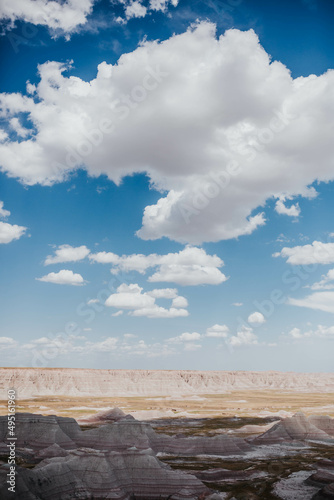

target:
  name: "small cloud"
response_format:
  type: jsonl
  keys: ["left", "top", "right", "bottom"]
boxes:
{"left": 275, "top": 197, "right": 300, "bottom": 218}
{"left": 248, "top": 312, "right": 266, "bottom": 325}
{"left": 232, "top": 302, "right": 243, "bottom": 307}
{"left": 226, "top": 326, "right": 258, "bottom": 347}
{"left": 112, "top": 310, "right": 124, "bottom": 317}
{"left": 45, "top": 244, "right": 90, "bottom": 265}
{"left": 36, "top": 269, "right": 86, "bottom": 286}
{"left": 168, "top": 332, "right": 201, "bottom": 343}
{"left": 206, "top": 324, "right": 229, "bottom": 338}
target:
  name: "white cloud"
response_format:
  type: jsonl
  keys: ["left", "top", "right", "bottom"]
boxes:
{"left": 1, "top": 25, "right": 333, "bottom": 244}
{"left": 0, "top": 129, "right": 8, "bottom": 142}
{"left": 86, "top": 337, "right": 118, "bottom": 352}
{"left": 275, "top": 197, "right": 301, "bottom": 217}
{"left": 167, "top": 332, "right": 201, "bottom": 345}
{"left": 149, "top": 0, "right": 178, "bottom": 12}
{"left": 288, "top": 291, "right": 334, "bottom": 314}
{"left": 0, "top": 0, "right": 95, "bottom": 36}
{"left": 9, "top": 117, "right": 30, "bottom": 138}
{"left": 0, "top": 201, "right": 26, "bottom": 244}
{"left": 130, "top": 305, "right": 188, "bottom": 318}
{"left": 289, "top": 327, "right": 304, "bottom": 339}
{"left": 148, "top": 247, "right": 227, "bottom": 286}
{"left": 147, "top": 288, "right": 178, "bottom": 299}
{"left": 172, "top": 295, "right": 188, "bottom": 308}
{"left": 105, "top": 283, "right": 155, "bottom": 309}
{"left": 248, "top": 311, "right": 266, "bottom": 324}
{"left": 233, "top": 302, "right": 243, "bottom": 307}
{"left": 105, "top": 283, "right": 189, "bottom": 318}
{"left": 288, "top": 324, "right": 334, "bottom": 340}
{"left": 90, "top": 246, "right": 227, "bottom": 286}
{"left": 310, "top": 269, "right": 334, "bottom": 290}
{"left": 112, "top": 310, "right": 124, "bottom": 317}
{"left": 87, "top": 298, "right": 99, "bottom": 304}
{"left": 206, "top": 324, "right": 229, "bottom": 338}
{"left": 36, "top": 269, "right": 86, "bottom": 286}
{"left": 0, "top": 221, "right": 26, "bottom": 244}
{"left": 45, "top": 244, "right": 90, "bottom": 265}
{"left": 0, "top": 337, "right": 17, "bottom": 349}
{"left": 0, "top": 201, "right": 10, "bottom": 218}
{"left": 125, "top": 1, "right": 147, "bottom": 19}
{"left": 149, "top": 0, "right": 168, "bottom": 11}
{"left": 226, "top": 326, "right": 258, "bottom": 347}
{"left": 116, "top": 0, "right": 178, "bottom": 23}
{"left": 274, "top": 241, "right": 334, "bottom": 265}
{"left": 89, "top": 251, "right": 120, "bottom": 264}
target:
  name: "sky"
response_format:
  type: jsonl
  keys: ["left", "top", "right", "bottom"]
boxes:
{"left": 0, "top": 0, "right": 334, "bottom": 372}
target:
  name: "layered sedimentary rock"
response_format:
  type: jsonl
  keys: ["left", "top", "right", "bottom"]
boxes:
{"left": 0, "top": 448, "right": 209, "bottom": 500}
{"left": 0, "top": 411, "right": 253, "bottom": 499}
{"left": 253, "top": 412, "right": 334, "bottom": 444}
{"left": 1, "top": 411, "right": 334, "bottom": 499}
{"left": 1, "top": 368, "right": 334, "bottom": 398}
{"left": 309, "top": 459, "right": 334, "bottom": 500}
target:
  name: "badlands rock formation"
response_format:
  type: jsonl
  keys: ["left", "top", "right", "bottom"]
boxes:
{"left": 1, "top": 411, "right": 334, "bottom": 499}
{"left": 1, "top": 368, "right": 334, "bottom": 398}
{"left": 253, "top": 412, "right": 334, "bottom": 444}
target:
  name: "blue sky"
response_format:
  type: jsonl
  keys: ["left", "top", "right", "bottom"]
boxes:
{"left": 0, "top": 0, "right": 334, "bottom": 371}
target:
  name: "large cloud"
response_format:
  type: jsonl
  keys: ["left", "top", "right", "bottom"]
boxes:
{"left": 288, "top": 291, "right": 334, "bottom": 314}
{"left": 274, "top": 241, "right": 334, "bottom": 265}
{"left": 0, "top": 0, "right": 95, "bottom": 35}
{"left": 105, "top": 283, "right": 189, "bottom": 318}
{"left": 90, "top": 246, "right": 227, "bottom": 286}
{"left": 0, "top": 23, "right": 333, "bottom": 243}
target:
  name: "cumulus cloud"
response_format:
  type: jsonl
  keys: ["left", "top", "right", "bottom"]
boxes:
{"left": 0, "top": 201, "right": 10, "bottom": 218}
{"left": 130, "top": 305, "right": 188, "bottom": 318}
{"left": 0, "top": 221, "right": 26, "bottom": 244}
{"left": 167, "top": 332, "right": 202, "bottom": 349}
{"left": 274, "top": 241, "right": 334, "bottom": 265}
{"left": 275, "top": 197, "right": 301, "bottom": 217}
{"left": 0, "top": 201, "right": 26, "bottom": 243}
{"left": 105, "top": 283, "right": 189, "bottom": 318}
{"left": 147, "top": 288, "right": 178, "bottom": 299}
{"left": 309, "top": 269, "right": 334, "bottom": 291}
{"left": 206, "top": 324, "right": 229, "bottom": 338}
{"left": 105, "top": 283, "right": 155, "bottom": 309}
{"left": 149, "top": 0, "right": 179, "bottom": 11}
{"left": 289, "top": 325, "right": 334, "bottom": 339}
{"left": 36, "top": 269, "right": 86, "bottom": 285}
{"left": 247, "top": 311, "right": 266, "bottom": 324}
{"left": 125, "top": 1, "right": 147, "bottom": 19}
{"left": 45, "top": 244, "right": 90, "bottom": 265}
{"left": 0, "top": 0, "right": 95, "bottom": 36}
{"left": 288, "top": 291, "right": 334, "bottom": 314}
{"left": 0, "top": 24, "right": 333, "bottom": 244}
{"left": 116, "top": 0, "right": 178, "bottom": 23}
{"left": 172, "top": 295, "right": 188, "bottom": 308}
{"left": 90, "top": 246, "right": 227, "bottom": 286}
{"left": 226, "top": 326, "right": 258, "bottom": 347}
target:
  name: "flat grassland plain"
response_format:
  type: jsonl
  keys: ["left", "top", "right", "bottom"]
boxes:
{"left": 1, "top": 368, "right": 333, "bottom": 421}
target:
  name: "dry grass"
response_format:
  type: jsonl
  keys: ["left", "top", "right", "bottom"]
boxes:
{"left": 0, "top": 390, "right": 333, "bottom": 420}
